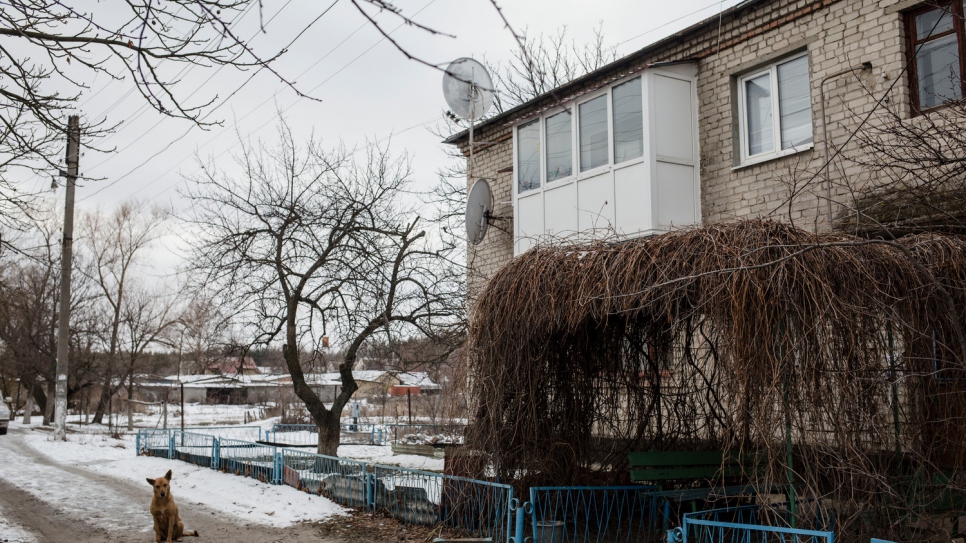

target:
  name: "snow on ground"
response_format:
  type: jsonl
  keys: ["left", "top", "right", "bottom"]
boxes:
{"left": 9, "top": 424, "right": 347, "bottom": 528}
{"left": 0, "top": 501, "right": 37, "bottom": 543}
{"left": 337, "top": 444, "right": 445, "bottom": 472}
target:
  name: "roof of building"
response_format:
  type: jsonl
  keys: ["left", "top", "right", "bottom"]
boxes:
{"left": 395, "top": 372, "right": 442, "bottom": 390}
{"left": 443, "top": 0, "right": 767, "bottom": 145}
{"left": 204, "top": 356, "right": 260, "bottom": 375}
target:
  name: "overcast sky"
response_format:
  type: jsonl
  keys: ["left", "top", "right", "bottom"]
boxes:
{"left": 23, "top": 0, "right": 744, "bottom": 272}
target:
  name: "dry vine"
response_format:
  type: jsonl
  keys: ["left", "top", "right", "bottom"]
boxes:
{"left": 464, "top": 219, "right": 966, "bottom": 541}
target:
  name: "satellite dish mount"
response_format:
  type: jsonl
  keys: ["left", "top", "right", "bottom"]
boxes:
{"left": 442, "top": 58, "right": 496, "bottom": 245}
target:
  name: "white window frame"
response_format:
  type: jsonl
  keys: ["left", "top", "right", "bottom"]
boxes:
{"left": 515, "top": 118, "right": 543, "bottom": 195}
{"left": 544, "top": 105, "right": 576, "bottom": 187}
{"left": 736, "top": 51, "right": 814, "bottom": 167}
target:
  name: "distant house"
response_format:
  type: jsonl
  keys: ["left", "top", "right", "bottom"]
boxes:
{"left": 305, "top": 370, "right": 442, "bottom": 401}
{"left": 203, "top": 356, "right": 260, "bottom": 376}
{"left": 139, "top": 373, "right": 291, "bottom": 404}
{"left": 391, "top": 372, "right": 442, "bottom": 396}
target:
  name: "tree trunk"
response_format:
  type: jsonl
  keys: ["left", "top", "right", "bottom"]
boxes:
{"left": 316, "top": 410, "right": 342, "bottom": 457}
{"left": 91, "top": 374, "right": 112, "bottom": 424}
{"left": 42, "top": 381, "right": 54, "bottom": 425}
{"left": 22, "top": 387, "right": 34, "bottom": 424}
{"left": 126, "top": 379, "right": 134, "bottom": 431}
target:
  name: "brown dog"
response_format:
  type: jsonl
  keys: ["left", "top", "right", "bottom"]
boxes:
{"left": 146, "top": 470, "right": 200, "bottom": 542}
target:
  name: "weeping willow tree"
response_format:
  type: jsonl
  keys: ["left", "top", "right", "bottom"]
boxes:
{"left": 464, "top": 220, "right": 966, "bottom": 541}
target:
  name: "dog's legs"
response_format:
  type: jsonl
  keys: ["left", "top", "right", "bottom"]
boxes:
{"left": 166, "top": 514, "right": 177, "bottom": 543}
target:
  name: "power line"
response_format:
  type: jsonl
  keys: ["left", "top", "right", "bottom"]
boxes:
{"left": 85, "top": 0, "right": 439, "bottom": 204}
{"left": 80, "top": 0, "right": 339, "bottom": 201}
{"left": 615, "top": 0, "right": 739, "bottom": 50}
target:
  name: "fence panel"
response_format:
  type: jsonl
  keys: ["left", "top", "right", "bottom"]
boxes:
{"left": 217, "top": 438, "right": 277, "bottom": 484}
{"left": 138, "top": 428, "right": 174, "bottom": 458}
{"left": 373, "top": 464, "right": 513, "bottom": 542}
{"left": 279, "top": 448, "right": 369, "bottom": 507}
{"left": 677, "top": 504, "right": 835, "bottom": 543}
{"left": 529, "top": 485, "right": 658, "bottom": 543}
{"left": 184, "top": 425, "right": 262, "bottom": 442}
{"left": 266, "top": 423, "right": 386, "bottom": 446}
{"left": 171, "top": 431, "right": 216, "bottom": 469}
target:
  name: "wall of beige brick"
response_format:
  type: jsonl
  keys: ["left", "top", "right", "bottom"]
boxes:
{"left": 456, "top": 0, "right": 914, "bottom": 299}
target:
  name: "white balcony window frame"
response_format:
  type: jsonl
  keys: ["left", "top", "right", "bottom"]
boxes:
{"left": 515, "top": 118, "right": 543, "bottom": 195}
{"left": 736, "top": 51, "right": 814, "bottom": 167}
{"left": 511, "top": 67, "right": 697, "bottom": 255}
{"left": 576, "top": 89, "right": 613, "bottom": 178}
{"left": 544, "top": 104, "right": 576, "bottom": 188}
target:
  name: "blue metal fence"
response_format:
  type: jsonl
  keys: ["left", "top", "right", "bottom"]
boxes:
{"left": 671, "top": 503, "right": 835, "bottom": 543}
{"left": 280, "top": 448, "right": 369, "bottom": 506}
{"left": 136, "top": 428, "right": 512, "bottom": 542}
{"left": 529, "top": 485, "right": 659, "bottom": 543}
{"left": 372, "top": 464, "right": 514, "bottom": 541}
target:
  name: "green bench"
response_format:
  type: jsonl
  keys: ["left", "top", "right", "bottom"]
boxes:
{"left": 629, "top": 450, "right": 766, "bottom": 530}
{"left": 629, "top": 450, "right": 761, "bottom": 488}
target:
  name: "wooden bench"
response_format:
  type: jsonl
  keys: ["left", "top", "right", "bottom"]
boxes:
{"left": 629, "top": 450, "right": 760, "bottom": 487}
{"left": 629, "top": 450, "right": 765, "bottom": 529}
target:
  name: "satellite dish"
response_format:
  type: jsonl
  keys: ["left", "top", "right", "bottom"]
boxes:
{"left": 466, "top": 179, "right": 492, "bottom": 245}
{"left": 442, "top": 58, "right": 494, "bottom": 121}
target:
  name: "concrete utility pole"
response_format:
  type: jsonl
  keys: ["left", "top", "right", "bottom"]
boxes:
{"left": 53, "top": 115, "right": 80, "bottom": 441}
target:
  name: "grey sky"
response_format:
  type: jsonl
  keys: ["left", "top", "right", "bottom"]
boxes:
{"left": 22, "top": 0, "right": 743, "bottom": 271}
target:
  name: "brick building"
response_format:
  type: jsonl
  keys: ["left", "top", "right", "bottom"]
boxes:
{"left": 447, "top": 0, "right": 965, "bottom": 298}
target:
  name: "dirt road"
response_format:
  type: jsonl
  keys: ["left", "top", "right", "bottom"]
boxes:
{"left": 0, "top": 426, "right": 341, "bottom": 543}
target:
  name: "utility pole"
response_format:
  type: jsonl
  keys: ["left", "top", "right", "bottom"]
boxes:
{"left": 53, "top": 115, "right": 80, "bottom": 441}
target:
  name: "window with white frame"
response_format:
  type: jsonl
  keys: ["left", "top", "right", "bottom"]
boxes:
{"left": 517, "top": 119, "right": 541, "bottom": 193}
{"left": 737, "top": 53, "right": 813, "bottom": 164}
{"left": 545, "top": 110, "right": 572, "bottom": 182}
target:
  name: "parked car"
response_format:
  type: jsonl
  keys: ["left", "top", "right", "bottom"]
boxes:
{"left": 0, "top": 400, "right": 9, "bottom": 435}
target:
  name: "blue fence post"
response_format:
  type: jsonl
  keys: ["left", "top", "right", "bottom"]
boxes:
{"left": 211, "top": 437, "right": 220, "bottom": 469}
{"left": 366, "top": 472, "right": 376, "bottom": 510}
{"left": 135, "top": 431, "right": 141, "bottom": 455}
{"left": 168, "top": 433, "right": 175, "bottom": 459}
{"left": 509, "top": 498, "right": 531, "bottom": 543}
{"left": 273, "top": 449, "right": 282, "bottom": 485}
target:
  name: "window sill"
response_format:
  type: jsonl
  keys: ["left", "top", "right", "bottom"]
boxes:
{"left": 731, "top": 143, "right": 814, "bottom": 171}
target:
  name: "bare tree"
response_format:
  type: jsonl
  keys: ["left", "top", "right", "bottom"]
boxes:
{"left": 0, "top": 0, "right": 483, "bottom": 254}
{"left": 120, "top": 283, "right": 180, "bottom": 430}
{"left": 186, "top": 125, "right": 464, "bottom": 455}
{"left": 0, "top": 208, "right": 99, "bottom": 421}
{"left": 79, "top": 200, "right": 167, "bottom": 424}
{"left": 845, "top": 98, "right": 966, "bottom": 236}
{"left": 485, "top": 24, "right": 617, "bottom": 114}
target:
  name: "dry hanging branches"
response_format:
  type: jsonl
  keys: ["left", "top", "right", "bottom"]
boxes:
{"left": 464, "top": 219, "right": 966, "bottom": 542}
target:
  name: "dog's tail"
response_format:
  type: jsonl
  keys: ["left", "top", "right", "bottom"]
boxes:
{"left": 184, "top": 530, "right": 200, "bottom": 537}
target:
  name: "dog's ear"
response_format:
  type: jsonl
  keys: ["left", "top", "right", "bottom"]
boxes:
{"left": 146, "top": 478, "right": 156, "bottom": 486}
{"left": 164, "top": 469, "right": 172, "bottom": 481}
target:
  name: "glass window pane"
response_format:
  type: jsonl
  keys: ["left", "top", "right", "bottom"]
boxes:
{"left": 777, "top": 56, "right": 813, "bottom": 149}
{"left": 517, "top": 120, "right": 540, "bottom": 193}
{"left": 916, "top": 7, "right": 954, "bottom": 40}
{"left": 745, "top": 73, "right": 774, "bottom": 156}
{"left": 612, "top": 77, "right": 644, "bottom": 164}
{"left": 545, "top": 111, "right": 572, "bottom": 182}
{"left": 579, "top": 95, "right": 609, "bottom": 171}
{"left": 916, "top": 33, "right": 962, "bottom": 109}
